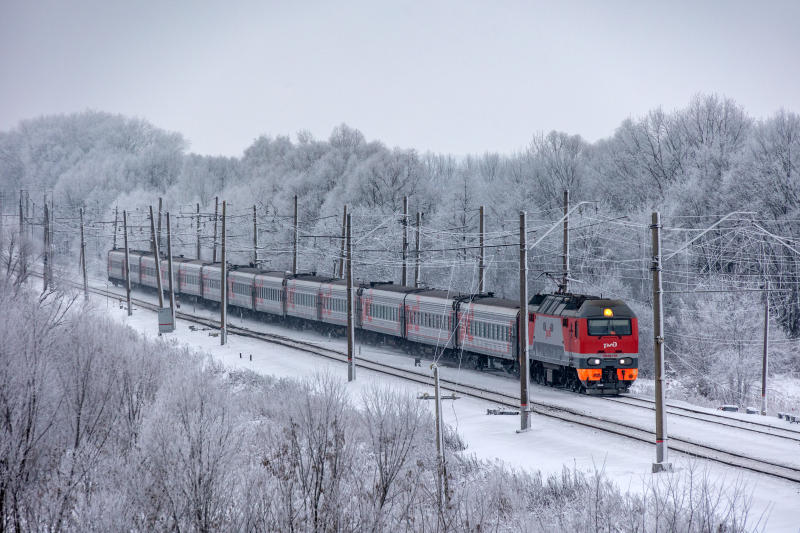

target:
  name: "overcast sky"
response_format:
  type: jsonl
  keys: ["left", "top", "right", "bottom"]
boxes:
{"left": 1, "top": 0, "right": 799, "bottom": 157}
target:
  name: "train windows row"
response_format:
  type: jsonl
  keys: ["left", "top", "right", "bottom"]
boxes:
{"left": 323, "top": 297, "right": 346, "bottom": 313}
{"left": 409, "top": 310, "right": 446, "bottom": 330}
{"left": 182, "top": 273, "right": 200, "bottom": 286}
{"left": 257, "top": 287, "right": 282, "bottom": 301}
{"left": 231, "top": 281, "right": 250, "bottom": 295}
{"left": 469, "top": 320, "right": 510, "bottom": 341}
{"left": 290, "top": 292, "right": 316, "bottom": 307}
{"left": 370, "top": 303, "right": 398, "bottom": 321}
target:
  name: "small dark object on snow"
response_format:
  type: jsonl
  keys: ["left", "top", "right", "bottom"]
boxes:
{"left": 487, "top": 407, "right": 519, "bottom": 416}
{"left": 414, "top": 357, "right": 421, "bottom": 367}
{"left": 718, "top": 405, "right": 738, "bottom": 412}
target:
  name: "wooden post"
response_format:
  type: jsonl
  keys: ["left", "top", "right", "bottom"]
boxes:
{"left": 479, "top": 205, "right": 485, "bottom": 293}
{"left": 252, "top": 204, "right": 259, "bottom": 266}
{"left": 123, "top": 210, "right": 132, "bottom": 316}
{"left": 220, "top": 200, "right": 227, "bottom": 345}
{"left": 293, "top": 194, "right": 298, "bottom": 274}
{"left": 80, "top": 207, "right": 88, "bottom": 300}
{"left": 347, "top": 213, "right": 354, "bottom": 381}
{"left": 213, "top": 196, "right": 218, "bottom": 263}
{"left": 650, "top": 211, "right": 671, "bottom": 472}
{"left": 402, "top": 196, "right": 408, "bottom": 286}
{"left": 415, "top": 212, "right": 422, "bottom": 288}
{"left": 167, "top": 212, "right": 176, "bottom": 324}
{"left": 518, "top": 211, "right": 530, "bottom": 432}
{"left": 339, "top": 204, "right": 347, "bottom": 278}
{"left": 196, "top": 203, "right": 201, "bottom": 260}
{"left": 149, "top": 206, "right": 164, "bottom": 308}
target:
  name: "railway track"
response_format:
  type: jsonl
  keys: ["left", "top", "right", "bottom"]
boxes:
{"left": 42, "top": 274, "right": 800, "bottom": 484}
{"left": 603, "top": 395, "right": 800, "bottom": 443}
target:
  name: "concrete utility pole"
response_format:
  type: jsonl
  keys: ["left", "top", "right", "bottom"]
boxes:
{"left": 196, "top": 203, "right": 201, "bottom": 260}
{"left": 123, "top": 210, "right": 132, "bottom": 316}
{"left": 80, "top": 207, "right": 88, "bottom": 300}
{"left": 650, "top": 211, "right": 671, "bottom": 472}
{"left": 761, "top": 280, "right": 770, "bottom": 416}
{"left": 293, "top": 195, "right": 298, "bottom": 275}
{"left": 252, "top": 205, "right": 259, "bottom": 266}
{"left": 113, "top": 206, "right": 118, "bottom": 250}
{"left": 149, "top": 206, "right": 164, "bottom": 308}
{"left": 518, "top": 211, "right": 530, "bottom": 432}
{"left": 157, "top": 197, "right": 163, "bottom": 253}
{"left": 432, "top": 364, "right": 448, "bottom": 508}
{"left": 213, "top": 196, "right": 219, "bottom": 263}
{"left": 166, "top": 212, "right": 176, "bottom": 324}
{"left": 346, "top": 213, "right": 355, "bottom": 381}
{"left": 402, "top": 195, "right": 408, "bottom": 286}
{"left": 562, "top": 190, "right": 569, "bottom": 294}
{"left": 220, "top": 200, "right": 227, "bottom": 345}
{"left": 415, "top": 212, "right": 422, "bottom": 288}
{"left": 18, "top": 192, "right": 25, "bottom": 279}
{"left": 479, "top": 205, "right": 485, "bottom": 293}
{"left": 339, "top": 204, "right": 347, "bottom": 278}
{"left": 42, "top": 203, "right": 49, "bottom": 291}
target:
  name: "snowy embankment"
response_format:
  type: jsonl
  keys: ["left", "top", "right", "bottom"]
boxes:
{"left": 93, "top": 284, "right": 800, "bottom": 532}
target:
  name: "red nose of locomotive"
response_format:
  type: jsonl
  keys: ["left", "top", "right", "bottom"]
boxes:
{"left": 575, "top": 300, "right": 638, "bottom": 393}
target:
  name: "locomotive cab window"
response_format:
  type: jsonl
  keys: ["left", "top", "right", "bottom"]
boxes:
{"left": 587, "top": 318, "right": 632, "bottom": 336}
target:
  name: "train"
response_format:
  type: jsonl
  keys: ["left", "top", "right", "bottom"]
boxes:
{"left": 108, "top": 249, "right": 639, "bottom": 394}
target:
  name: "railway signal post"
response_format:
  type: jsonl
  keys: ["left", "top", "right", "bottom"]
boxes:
{"left": 518, "top": 210, "right": 531, "bottom": 432}
{"left": 650, "top": 211, "right": 672, "bottom": 473}
{"left": 196, "top": 203, "right": 201, "bottom": 260}
{"left": 415, "top": 211, "right": 422, "bottom": 288}
{"left": 252, "top": 204, "right": 259, "bottom": 267}
{"left": 213, "top": 196, "right": 218, "bottom": 263}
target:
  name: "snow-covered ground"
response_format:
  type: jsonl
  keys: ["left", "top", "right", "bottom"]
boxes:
{"left": 93, "top": 286, "right": 800, "bottom": 531}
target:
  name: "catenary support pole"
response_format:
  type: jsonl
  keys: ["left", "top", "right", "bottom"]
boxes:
{"left": 149, "top": 205, "right": 164, "bottom": 309}
{"left": 650, "top": 211, "right": 672, "bottom": 472}
{"left": 252, "top": 204, "right": 259, "bottom": 266}
{"left": 339, "top": 204, "right": 347, "bottom": 278}
{"left": 43, "top": 203, "right": 49, "bottom": 291}
{"left": 220, "top": 200, "right": 227, "bottom": 345}
{"left": 293, "top": 194, "right": 298, "bottom": 275}
{"left": 433, "top": 364, "right": 448, "bottom": 508}
{"left": 196, "top": 203, "right": 201, "bottom": 260}
{"left": 113, "top": 206, "right": 118, "bottom": 250}
{"left": 402, "top": 195, "right": 408, "bottom": 286}
{"left": 213, "top": 196, "right": 218, "bottom": 263}
{"left": 123, "top": 210, "right": 132, "bottom": 316}
{"left": 415, "top": 212, "right": 421, "bottom": 288}
{"left": 761, "top": 280, "right": 770, "bottom": 416}
{"left": 518, "top": 211, "right": 530, "bottom": 432}
{"left": 347, "top": 213, "right": 355, "bottom": 381}
{"left": 80, "top": 207, "right": 88, "bottom": 300}
{"left": 157, "top": 197, "right": 163, "bottom": 253}
{"left": 479, "top": 205, "right": 485, "bottom": 293}
{"left": 562, "top": 190, "right": 569, "bottom": 294}
{"left": 166, "top": 212, "right": 176, "bottom": 324}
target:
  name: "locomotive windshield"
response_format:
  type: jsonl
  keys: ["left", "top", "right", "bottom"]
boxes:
{"left": 587, "top": 318, "right": 632, "bottom": 336}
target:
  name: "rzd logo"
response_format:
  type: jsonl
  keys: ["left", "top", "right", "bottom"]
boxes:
{"left": 544, "top": 323, "right": 554, "bottom": 338}
{"left": 603, "top": 341, "right": 618, "bottom": 349}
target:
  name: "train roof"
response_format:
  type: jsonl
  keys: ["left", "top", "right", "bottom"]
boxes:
{"left": 530, "top": 293, "right": 635, "bottom": 318}
{"left": 288, "top": 273, "right": 339, "bottom": 283}
{"left": 364, "top": 282, "right": 425, "bottom": 295}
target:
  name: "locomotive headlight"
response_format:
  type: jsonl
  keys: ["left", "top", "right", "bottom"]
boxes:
{"left": 619, "top": 357, "right": 632, "bottom": 366}
{"left": 603, "top": 308, "right": 613, "bottom": 317}
{"left": 587, "top": 358, "right": 601, "bottom": 366}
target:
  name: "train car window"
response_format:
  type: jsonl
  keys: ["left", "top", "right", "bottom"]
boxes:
{"left": 587, "top": 318, "right": 631, "bottom": 336}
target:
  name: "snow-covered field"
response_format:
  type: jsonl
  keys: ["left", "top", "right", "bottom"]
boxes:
{"left": 93, "top": 286, "right": 800, "bottom": 532}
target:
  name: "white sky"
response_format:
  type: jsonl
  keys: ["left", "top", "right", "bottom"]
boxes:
{"left": 1, "top": 0, "right": 799, "bottom": 157}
